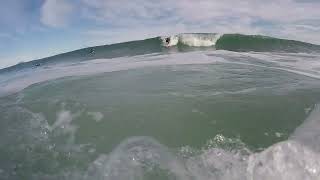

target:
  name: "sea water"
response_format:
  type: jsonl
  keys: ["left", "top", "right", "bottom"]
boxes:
{"left": 1, "top": 34, "right": 320, "bottom": 179}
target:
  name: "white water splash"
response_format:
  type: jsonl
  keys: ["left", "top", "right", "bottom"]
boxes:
{"left": 1, "top": 104, "right": 320, "bottom": 180}
{"left": 161, "top": 33, "right": 221, "bottom": 47}
{"left": 87, "top": 111, "right": 104, "bottom": 122}
{"left": 83, "top": 105, "right": 320, "bottom": 180}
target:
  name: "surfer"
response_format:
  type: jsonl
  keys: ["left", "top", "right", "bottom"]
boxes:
{"left": 165, "top": 37, "right": 170, "bottom": 45}
{"left": 89, "top": 48, "right": 95, "bottom": 55}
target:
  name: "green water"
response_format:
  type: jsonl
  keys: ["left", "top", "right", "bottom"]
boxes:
{"left": 1, "top": 33, "right": 319, "bottom": 74}
{"left": 216, "top": 34, "right": 320, "bottom": 53}
{"left": 1, "top": 33, "right": 320, "bottom": 179}
{"left": 1, "top": 61, "right": 320, "bottom": 179}
{"left": 19, "top": 64, "right": 320, "bottom": 150}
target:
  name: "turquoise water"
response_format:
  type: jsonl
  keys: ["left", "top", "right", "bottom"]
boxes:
{"left": 1, "top": 34, "right": 320, "bottom": 179}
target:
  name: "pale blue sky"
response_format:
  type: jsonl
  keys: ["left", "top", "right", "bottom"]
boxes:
{"left": 1, "top": 0, "right": 320, "bottom": 69}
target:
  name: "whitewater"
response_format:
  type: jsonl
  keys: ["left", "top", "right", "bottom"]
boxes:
{"left": 1, "top": 33, "right": 320, "bottom": 180}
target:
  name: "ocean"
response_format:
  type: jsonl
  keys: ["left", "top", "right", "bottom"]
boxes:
{"left": 1, "top": 33, "right": 320, "bottom": 180}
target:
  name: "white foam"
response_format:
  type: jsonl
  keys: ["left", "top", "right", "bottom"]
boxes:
{"left": 2, "top": 105, "right": 319, "bottom": 180}
{"left": 247, "top": 140, "right": 320, "bottom": 180}
{"left": 50, "top": 110, "right": 74, "bottom": 131}
{"left": 290, "top": 105, "right": 320, "bottom": 152}
{"left": 161, "top": 35, "right": 179, "bottom": 47}
{"left": 87, "top": 112, "right": 104, "bottom": 122}
{"left": 161, "top": 33, "right": 221, "bottom": 47}
{"left": 85, "top": 136, "right": 190, "bottom": 180}
{"left": 83, "top": 137, "right": 320, "bottom": 180}
{"left": 179, "top": 33, "right": 221, "bottom": 47}
{"left": 82, "top": 105, "right": 320, "bottom": 180}
{"left": 48, "top": 109, "right": 82, "bottom": 144}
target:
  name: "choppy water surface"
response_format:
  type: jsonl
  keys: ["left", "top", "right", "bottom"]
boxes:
{"left": 1, "top": 34, "right": 320, "bottom": 180}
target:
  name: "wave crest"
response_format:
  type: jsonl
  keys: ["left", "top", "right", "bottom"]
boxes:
{"left": 161, "top": 33, "right": 221, "bottom": 47}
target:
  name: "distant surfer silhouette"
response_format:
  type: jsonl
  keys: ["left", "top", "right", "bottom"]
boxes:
{"left": 89, "top": 48, "right": 95, "bottom": 55}
{"left": 165, "top": 37, "right": 170, "bottom": 45}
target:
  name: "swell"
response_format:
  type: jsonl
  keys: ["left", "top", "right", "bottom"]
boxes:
{"left": 0, "top": 38, "right": 164, "bottom": 73}
{"left": 1, "top": 33, "right": 320, "bottom": 73}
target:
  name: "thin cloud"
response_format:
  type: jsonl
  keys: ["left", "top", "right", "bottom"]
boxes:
{"left": 1, "top": 0, "right": 320, "bottom": 69}
{"left": 0, "top": 32, "right": 13, "bottom": 39}
{"left": 78, "top": 0, "right": 320, "bottom": 44}
{"left": 40, "top": 0, "right": 74, "bottom": 28}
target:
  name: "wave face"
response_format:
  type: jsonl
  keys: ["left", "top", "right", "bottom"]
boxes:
{"left": 215, "top": 34, "right": 320, "bottom": 53}
{"left": 160, "top": 33, "right": 320, "bottom": 53}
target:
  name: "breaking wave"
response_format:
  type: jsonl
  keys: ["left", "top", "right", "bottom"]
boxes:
{"left": 1, "top": 33, "right": 320, "bottom": 73}
{"left": 160, "top": 33, "right": 221, "bottom": 47}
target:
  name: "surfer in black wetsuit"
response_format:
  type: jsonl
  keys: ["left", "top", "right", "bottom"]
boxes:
{"left": 89, "top": 48, "right": 95, "bottom": 54}
{"left": 32, "top": 63, "right": 41, "bottom": 69}
{"left": 165, "top": 37, "right": 170, "bottom": 45}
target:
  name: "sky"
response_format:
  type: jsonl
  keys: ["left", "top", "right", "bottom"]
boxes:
{"left": 1, "top": 0, "right": 320, "bottom": 69}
